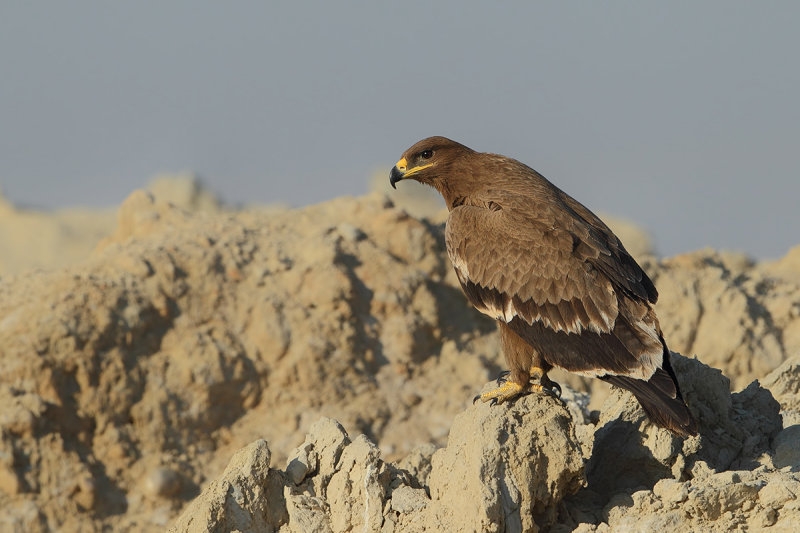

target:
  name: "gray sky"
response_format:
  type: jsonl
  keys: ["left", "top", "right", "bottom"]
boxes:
{"left": 1, "top": 2, "right": 798, "bottom": 258}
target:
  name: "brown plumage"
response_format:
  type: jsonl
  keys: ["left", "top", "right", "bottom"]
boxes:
{"left": 390, "top": 136, "right": 698, "bottom": 437}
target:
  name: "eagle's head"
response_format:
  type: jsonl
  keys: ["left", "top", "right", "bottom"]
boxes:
{"left": 389, "top": 136, "right": 474, "bottom": 197}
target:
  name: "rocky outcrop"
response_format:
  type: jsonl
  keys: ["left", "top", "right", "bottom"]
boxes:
{"left": 649, "top": 250, "right": 800, "bottom": 390}
{"left": 169, "top": 355, "right": 800, "bottom": 532}
{"left": 1, "top": 189, "right": 799, "bottom": 531}
{"left": 171, "top": 390, "right": 585, "bottom": 533}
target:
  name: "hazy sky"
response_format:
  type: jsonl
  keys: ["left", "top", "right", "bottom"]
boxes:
{"left": 1, "top": 2, "right": 798, "bottom": 258}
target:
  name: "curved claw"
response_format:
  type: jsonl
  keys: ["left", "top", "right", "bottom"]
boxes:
{"left": 489, "top": 398, "right": 498, "bottom": 407}
{"left": 530, "top": 379, "right": 563, "bottom": 400}
{"left": 472, "top": 394, "right": 481, "bottom": 404}
{"left": 495, "top": 370, "right": 511, "bottom": 385}
{"left": 541, "top": 385, "right": 561, "bottom": 399}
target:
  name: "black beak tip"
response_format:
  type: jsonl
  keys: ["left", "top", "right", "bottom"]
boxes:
{"left": 389, "top": 166, "right": 403, "bottom": 190}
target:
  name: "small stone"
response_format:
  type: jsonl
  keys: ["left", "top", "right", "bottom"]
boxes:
{"left": 391, "top": 485, "right": 429, "bottom": 513}
{"left": 759, "top": 508, "right": 778, "bottom": 527}
{"left": 306, "top": 418, "right": 349, "bottom": 478}
{"left": 653, "top": 478, "right": 688, "bottom": 504}
{"left": 758, "top": 477, "right": 799, "bottom": 509}
{"left": 690, "top": 460, "right": 714, "bottom": 479}
{"left": 286, "top": 443, "right": 317, "bottom": 485}
{"left": 381, "top": 512, "right": 397, "bottom": 533}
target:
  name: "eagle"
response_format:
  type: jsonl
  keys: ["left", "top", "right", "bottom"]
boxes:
{"left": 390, "top": 136, "right": 697, "bottom": 437}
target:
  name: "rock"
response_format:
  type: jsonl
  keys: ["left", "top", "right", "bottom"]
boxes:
{"left": 281, "top": 417, "right": 389, "bottom": 532}
{"left": 173, "top": 395, "right": 584, "bottom": 533}
{"left": 589, "top": 468, "right": 800, "bottom": 533}
{"left": 173, "top": 357, "right": 799, "bottom": 532}
{"left": 394, "top": 443, "right": 437, "bottom": 489}
{"left": 772, "top": 425, "right": 800, "bottom": 469}
{"left": 145, "top": 173, "right": 223, "bottom": 213}
{"left": 167, "top": 439, "right": 286, "bottom": 533}
{"left": 325, "top": 435, "right": 388, "bottom": 532}
{"left": 763, "top": 355, "right": 800, "bottom": 424}
{"left": 285, "top": 443, "right": 316, "bottom": 486}
{"left": 0, "top": 175, "right": 226, "bottom": 276}
{"left": 2, "top": 187, "right": 800, "bottom": 532}
{"left": 585, "top": 353, "right": 782, "bottom": 499}
{"left": 405, "top": 390, "right": 585, "bottom": 533}
{"left": 0, "top": 192, "right": 499, "bottom": 531}
{"left": 649, "top": 249, "right": 800, "bottom": 391}
{"left": 390, "top": 486, "right": 428, "bottom": 513}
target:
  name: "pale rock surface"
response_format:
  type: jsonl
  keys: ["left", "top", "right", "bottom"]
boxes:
{"left": 587, "top": 469, "right": 800, "bottom": 533}
{"left": 2, "top": 188, "right": 800, "bottom": 531}
{"left": 0, "top": 191, "right": 495, "bottom": 531}
{"left": 763, "top": 354, "right": 800, "bottom": 424}
{"left": 144, "top": 173, "right": 223, "bottom": 213}
{"left": 407, "top": 390, "right": 584, "bottom": 533}
{"left": 567, "top": 354, "right": 782, "bottom": 528}
{"left": 171, "top": 354, "right": 800, "bottom": 532}
{"left": 763, "top": 355, "right": 800, "bottom": 469}
{"left": 168, "top": 439, "right": 286, "bottom": 533}
{"left": 649, "top": 249, "right": 800, "bottom": 390}
{"left": 172, "top": 392, "right": 585, "bottom": 533}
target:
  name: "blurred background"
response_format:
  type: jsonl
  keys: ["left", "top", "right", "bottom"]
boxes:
{"left": 1, "top": 1, "right": 798, "bottom": 258}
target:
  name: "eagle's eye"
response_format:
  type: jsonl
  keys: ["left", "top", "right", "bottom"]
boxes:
{"left": 419, "top": 149, "right": 433, "bottom": 160}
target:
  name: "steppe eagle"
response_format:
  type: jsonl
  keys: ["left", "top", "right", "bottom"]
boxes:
{"left": 390, "top": 136, "right": 697, "bottom": 437}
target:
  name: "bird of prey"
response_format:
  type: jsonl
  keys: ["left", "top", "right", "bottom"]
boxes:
{"left": 389, "top": 136, "right": 697, "bottom": 437}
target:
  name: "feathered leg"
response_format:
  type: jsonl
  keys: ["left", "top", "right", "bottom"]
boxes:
{"left": 478, "top": 322, "right": 560, "bottom": 404}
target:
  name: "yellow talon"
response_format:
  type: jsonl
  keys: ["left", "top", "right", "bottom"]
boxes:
{"left": 529, "top": 366, "right": 562, "bottom": 398}
{"left": 479, "top": 380, "right": 527, "bottom": 405}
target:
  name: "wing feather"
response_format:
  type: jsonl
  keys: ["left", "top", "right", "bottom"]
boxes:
{"left": 561, "top": 194, "right": 658, "bottom": 304}
{"left": 445, "top": 202, "right": 664, "bottom": 379}
{"left": 446, "top": 205, "right": 618, "bottom": 334}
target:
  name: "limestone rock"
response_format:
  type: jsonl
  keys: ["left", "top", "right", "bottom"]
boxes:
{"left": 168, "top": 439, "right": 286, "bottom": 533}
{"left": 650, "top": 249, "right": 800, "bottom": 390}
{"left": 763, "top": 354, "right": 800, "bottom": 425}
{"left": 414, "top": 391, "right": 585, "bottom": 533}
{"left": 586, "top": 354, "right": 782, "bottom": 500}
{"left": 173, "top": 394, "right": 585, "bottom": 533}
{"left": 2, "top": 188, "right": 800, "bottom": 532}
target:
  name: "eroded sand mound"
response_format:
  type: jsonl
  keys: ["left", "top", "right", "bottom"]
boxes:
{"left": 0, "top": 190, "right": 798, "bottom": 531}
{"left": 0, "top": 174, "right": 221, "bottom": 276}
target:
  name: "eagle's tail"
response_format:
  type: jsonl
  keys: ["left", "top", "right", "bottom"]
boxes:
{"left": 601, "top": 352, "right": 698, "bottom": 437}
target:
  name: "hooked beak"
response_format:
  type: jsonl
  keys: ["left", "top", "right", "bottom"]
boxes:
{"left": 389, "top": 157, "right": 407, "bottom": 189}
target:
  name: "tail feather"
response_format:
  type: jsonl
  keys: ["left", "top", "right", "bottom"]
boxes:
{"left": 601, "top": 353, "right": 698, "bottom": 437}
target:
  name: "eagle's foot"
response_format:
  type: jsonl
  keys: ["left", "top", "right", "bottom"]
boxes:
{"left": 474, "top": 380, "right": 527, "bottom": 406}
{"left": 529, "top": 366, "right": 562, "bottom": 398}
